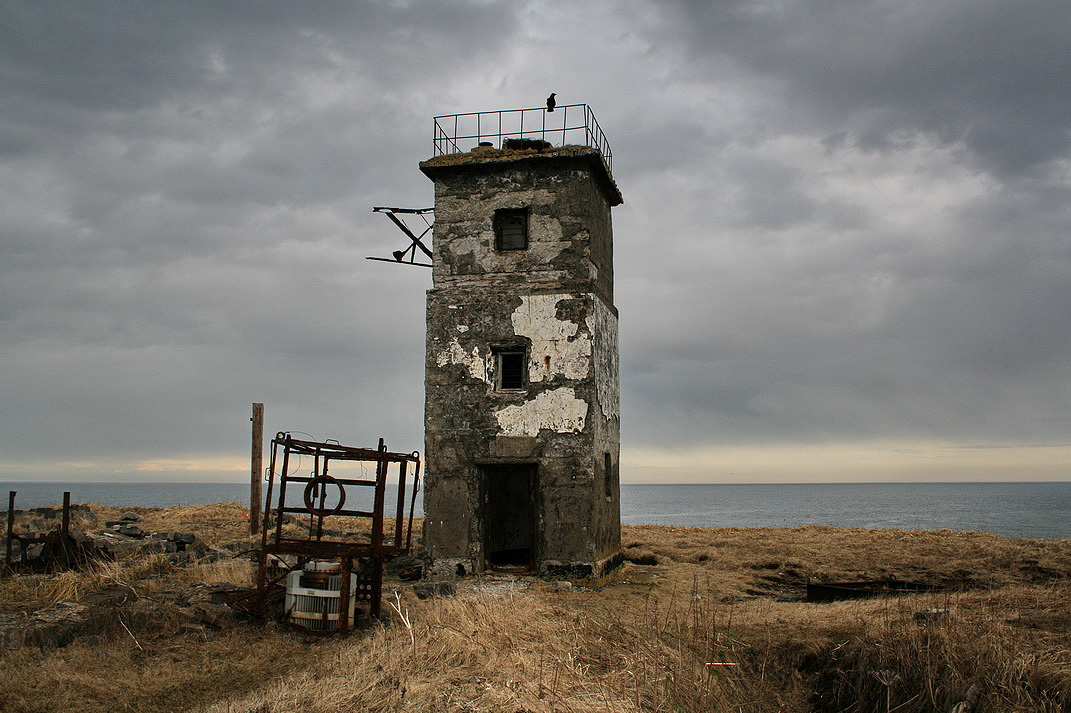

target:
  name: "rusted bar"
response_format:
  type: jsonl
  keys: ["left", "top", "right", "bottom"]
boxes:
{"left": 285, "top": 475, "right": 380, "bottom": 486}
{"left": 394, "top": 460, "right": 407, "bottom": 550}
{"left": 313, "top": 453, "right": 324, "bottom": 540}
{"left": 406, "top": 461, "right": 420, "bottom": 551}
{"left": 280, "top": 438, "right": 414, "bottom": 460}
{"left": 5, "top": 491, "right": 15, "bottom": 566}
{"left": 338, "top": 556, "right": 352, "bottom": 633}
{"left": 261, "top": 434, "right": 278, "bottom": 551}
{"left": 371, "top": 439, "right": 387, "bottom": 552}
{"left": 370, "top": 439, "right": 388, "bottom": 617}
{"left": 274, "top": 438, "right": 291, "bottom": 545}
{"left": 276, "top": 506, "right": 378, "bottom": 519}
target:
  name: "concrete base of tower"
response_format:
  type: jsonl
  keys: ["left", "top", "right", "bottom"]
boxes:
{"left": 540, "top": 550, "right": 625, "bottom": 588}
{"left": 422, "top": 556, "right": 478, "bottom": 579}
{"left": 421, "top": 550, "right": 624, "bottom": 590}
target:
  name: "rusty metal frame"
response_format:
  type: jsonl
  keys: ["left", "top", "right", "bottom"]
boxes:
{"left": 432, "top": 103, "right": 613, "bottom": 172}
{"left": 254, "top": 433, "right": 420, "bottom": 631}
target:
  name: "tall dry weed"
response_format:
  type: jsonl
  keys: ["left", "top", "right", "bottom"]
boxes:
{"left": 809, "top": 587, "right": 1071, "bottom": 712}
{"left": 200, "top": 586, "right": 643, "bottom": 713}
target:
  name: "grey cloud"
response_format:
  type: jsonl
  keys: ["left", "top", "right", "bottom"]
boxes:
{"left": 1, "top": 0, "right": 1069, "bottom": 482}
{"left": 662, "top": 0, "right": 1071, "bottom": 178}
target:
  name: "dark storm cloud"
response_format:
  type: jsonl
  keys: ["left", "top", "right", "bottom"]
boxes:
{"left": 597, "top": 0, "right": 1071, "bottom": 456}
{"left": 0, "top": 1, "right": 519, "bottom": 470}
{"left": 662, "top": 0, "right": 1071, "bottom": 177}
{"left": 1, "top": 0, "right": 1068, "bottom": 481}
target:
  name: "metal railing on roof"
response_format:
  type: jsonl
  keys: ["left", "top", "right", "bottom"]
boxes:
{"left": 433, "top": 104, "right": 612, "bottom": 172}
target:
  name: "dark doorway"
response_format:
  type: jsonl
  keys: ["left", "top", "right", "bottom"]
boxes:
{"left": 482, "top": 463, "right": 537, "bottom": 570}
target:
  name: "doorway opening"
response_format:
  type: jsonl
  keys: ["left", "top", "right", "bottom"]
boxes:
{"left": 482, "top": 463, "right": 537, "bottom": 571}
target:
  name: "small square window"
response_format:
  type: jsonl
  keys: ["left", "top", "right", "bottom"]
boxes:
{"left": 494, "top": 350, "right": 526, "bottom": 390}
{"left": 494, "top": 208, "right": 528, "bottom": 251}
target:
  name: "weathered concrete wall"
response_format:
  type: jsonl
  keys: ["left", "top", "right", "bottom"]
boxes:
{"left": 421, "top": 147, "right": 621, "bottom": 581}
{"left": 423, "top": 148, "right": 619, "bottom": 305}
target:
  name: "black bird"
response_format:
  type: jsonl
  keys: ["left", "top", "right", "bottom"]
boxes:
{"left": 546, "top": 93, "right": 556, "bottom": 112}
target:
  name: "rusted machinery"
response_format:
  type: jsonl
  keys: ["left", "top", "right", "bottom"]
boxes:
{"left": 252, "top": 433, "right": 420, "bottom": 632}
{"left": 4, "top": 491, "right": 109, "bottom": 573}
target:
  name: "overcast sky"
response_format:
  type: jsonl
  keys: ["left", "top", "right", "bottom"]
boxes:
{"left": 2, "top": 0, "right": 1069, "bottom": 484}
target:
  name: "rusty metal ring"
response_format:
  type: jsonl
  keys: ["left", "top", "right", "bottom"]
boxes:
{"left": 303, "top": 475, "right": 346, "bottom": 517}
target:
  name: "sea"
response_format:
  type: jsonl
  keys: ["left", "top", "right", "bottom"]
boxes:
{"left": 2, "top": 481, "right": 1069, "bottom": 540}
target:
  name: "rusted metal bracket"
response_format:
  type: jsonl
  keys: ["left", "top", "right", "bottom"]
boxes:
{"left": 366, "top": 206, "right": 433, "bottom": 268}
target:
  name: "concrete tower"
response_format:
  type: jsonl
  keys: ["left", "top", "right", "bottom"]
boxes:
{"left": 421, "top": 117, "right": 623, "bottom": 584}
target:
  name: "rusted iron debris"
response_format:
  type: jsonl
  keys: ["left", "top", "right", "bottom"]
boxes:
{"left": 4, "top": 491, "right": 111, "bottom": 573}
{"left": 248, "top": 433, "right": 421, "bottom": 633}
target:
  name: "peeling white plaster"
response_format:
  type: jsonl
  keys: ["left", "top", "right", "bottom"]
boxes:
{"left": 587, "top": 299, "right": 620, "bottom": 421}
{"left": 436, "top": 338, "right": 488, "bottom": 383}
{"left": 511, "top": 294, "right": 592, "bottom": 382}
{"left": 495, "top": 387, "right": 588, "bottom": 436}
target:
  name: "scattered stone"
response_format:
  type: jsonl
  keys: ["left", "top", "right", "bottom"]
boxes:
{"left": 119, "top": 511, "right": 143, "bottom": 522}
{"left": 550, "top": 581, "right": 573, "bottom": 593}
{"left": 413, "top": 581, "right": 457, "bottom": 599}
{"left": 167, "top": 552, "right": 189, "bottom": 566}
{"left": 118, "top": 524, "right": 145, "bottom": 538}
{"left": 139, "top": 539, "right": 178, "bottom": 555}
{"left": 0, "top": 602, "right": 91, "bottom": 648}
{"left": 915, "top": 608, "right": 949, "bottom": 622}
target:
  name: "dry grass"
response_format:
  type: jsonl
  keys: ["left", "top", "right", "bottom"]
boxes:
{"left": 97, "top": 502, "right": 256, "bottom": 546}
{"left": 199, "top": 586, "right": 625, "bottom": 713}
{"left": 0, "top": 554, "right": 176, "bottom": 613}
{"left": 0, "top": 626, "right": 317, "bottom": 713}
{"left": 2, "top": 506, "right": 1069, "bottom": 713}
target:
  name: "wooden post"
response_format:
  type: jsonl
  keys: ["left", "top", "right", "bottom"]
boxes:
{"left": 61, "top": 491, "right": 71, "bottom": 538}
{"left": 5, "top": 491, "right": 15, "bottom": 566}
{"left": 250, "top": 403, "right": 264, "bottom": 534}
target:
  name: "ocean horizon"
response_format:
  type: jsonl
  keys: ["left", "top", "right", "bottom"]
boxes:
{"left": 3, "top": 480, "right": 1069, "bottom": 540}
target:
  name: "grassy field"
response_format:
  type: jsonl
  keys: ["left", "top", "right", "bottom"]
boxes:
{"left": 2, "top": 503, "right": 1069, "bottom": 712}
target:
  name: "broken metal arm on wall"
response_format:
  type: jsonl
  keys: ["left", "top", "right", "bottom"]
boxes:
{"left": 366, "top": 206, "right": 434, "bottom": 268}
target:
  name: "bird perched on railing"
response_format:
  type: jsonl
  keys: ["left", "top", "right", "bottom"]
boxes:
{"left": 546, "top": 93, "right": 556, "bottom": 112}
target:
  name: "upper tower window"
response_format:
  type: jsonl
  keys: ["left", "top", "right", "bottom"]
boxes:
{"left": 494, "top": 208, "right": 528, "bottom": 251}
